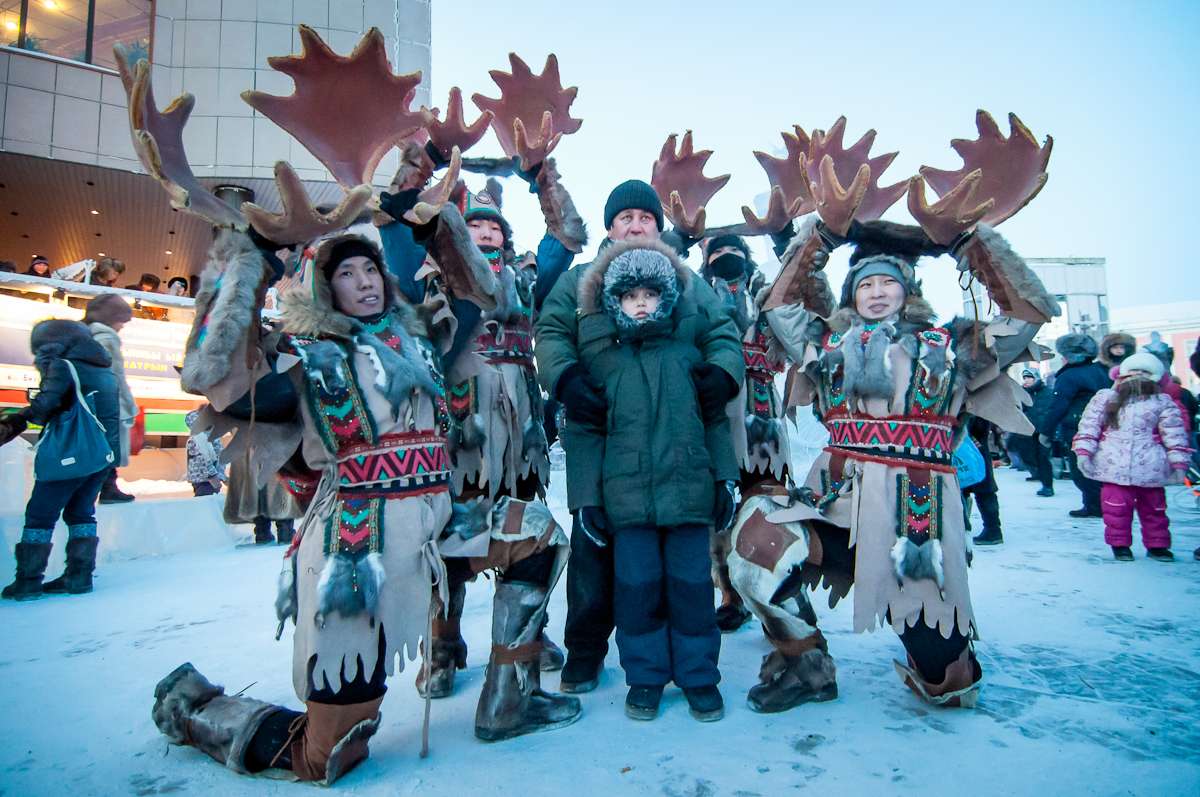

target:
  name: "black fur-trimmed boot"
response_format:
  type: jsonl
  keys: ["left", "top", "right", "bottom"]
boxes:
{"left": 43, "top": 530, "right": 99, "bottom": 594}
{"left": 2, "top": 540, "right": 53, "bottom": 601}
{"left": 474, "top": 581, "right": 582, "bottom": 741}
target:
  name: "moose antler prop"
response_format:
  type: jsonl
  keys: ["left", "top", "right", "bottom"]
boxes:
{"left": 243, "top": 26, "right": 432, "bottom": 188}
{"left": 651, "top": 131, "right": 730, "bottom": 238}
{"left": 472, "top": 53, "right": 582, "bottom": 171}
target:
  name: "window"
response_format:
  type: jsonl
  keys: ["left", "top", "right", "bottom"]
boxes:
{"left": 3, "top": 0, "right": 150, "bottom": 69}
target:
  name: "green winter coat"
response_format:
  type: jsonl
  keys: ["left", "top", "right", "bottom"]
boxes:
{"left": 539, "top": 238, "right": 744, "bottom": 530}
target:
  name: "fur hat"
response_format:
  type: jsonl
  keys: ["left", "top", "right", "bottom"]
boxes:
{"left": 603, "top": 179, "right": 664, "bottom": 231}
{"left": 82, "top": 293, "right": 133, "bottom": 327}
{"left": 579, "top": 238, "right": 690, "bottom": 338}
{"left": 1055, "top": 333, "right": 1098, "bottom": 364}
{"left": 1099, "top": 332, "right": 1136, "bottom": 368}
{"left": 1118, "top": 351, "right": 1165, "bottom": 381}
{"left": 835, "top": 220, "right": 940, "bottom": 311}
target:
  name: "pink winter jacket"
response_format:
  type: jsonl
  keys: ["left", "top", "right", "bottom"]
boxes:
{"left": 1072, "top": 391, "right": 1191, "bottom": 487}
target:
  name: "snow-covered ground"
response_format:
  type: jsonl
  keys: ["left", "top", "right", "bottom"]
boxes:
{"left": 1, "top": 467, "right": 1198, "bottom": 796}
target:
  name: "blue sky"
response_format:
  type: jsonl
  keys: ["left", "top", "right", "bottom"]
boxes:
{"left": 430, "top": 0, "right": 1199, "bottom": 318}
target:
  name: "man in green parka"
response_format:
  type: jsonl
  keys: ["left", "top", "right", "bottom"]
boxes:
{"left": 534, "top": 179, "right": 744, "bottom": 697}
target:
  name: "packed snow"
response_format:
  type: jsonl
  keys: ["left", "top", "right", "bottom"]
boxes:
{"left": 0, "top": 466, "right": 1198, "bottom": 796}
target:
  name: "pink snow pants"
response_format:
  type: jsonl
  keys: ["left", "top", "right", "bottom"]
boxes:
{"left": 1100, "top": 483, "right": 1171, "bottom": 549}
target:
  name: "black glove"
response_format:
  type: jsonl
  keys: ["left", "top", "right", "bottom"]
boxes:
{"left": 577, "top": 506, "right": 611, "bottom": 548}
{"left": 769, "top": 220, "right": 797, "bottom": 259}
{"left": 556, "top": 363, "right": 607, "bottom": 431}
{"left": 424, "top": 140, "right": 451, "bottom": 170}
{"left": 690, "top": 363, "right": 738, "bottom": 426}
{"left": 0, "top": 414, "right": 28, "bottom": 447}
{"left": 713, "top": 480, "right": 737, "bottom": 532}
{"left": 513, "top": 156, "right": 542, "bottom": 192}
{"left": 378, "top": 187, "right": 421, "bottom": 221}
{"left": 246, "top": 226, "right": 289, "bottom": 285}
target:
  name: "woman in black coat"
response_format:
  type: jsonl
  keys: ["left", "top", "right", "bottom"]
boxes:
{"left": 0, "top": 319, "right": 120, "bottom": 600}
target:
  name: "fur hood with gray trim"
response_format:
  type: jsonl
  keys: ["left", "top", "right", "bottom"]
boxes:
{"left": 1099, "top": 331, "right": 1137, "bottom": 368}
{"left": 577, "top": 238, "right": 692, "bottom": 328}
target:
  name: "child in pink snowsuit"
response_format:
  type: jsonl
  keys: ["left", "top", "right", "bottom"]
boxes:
{"left": 1073, "top": 352, "right": 1192, "bottom": 561}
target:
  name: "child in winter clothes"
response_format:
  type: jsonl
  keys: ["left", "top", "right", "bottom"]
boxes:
{"left": 1073, "top": 352, "right": 1192, "bottom": 561}
{"left": 563, "top": 239, "right": 743, "bottom": 722}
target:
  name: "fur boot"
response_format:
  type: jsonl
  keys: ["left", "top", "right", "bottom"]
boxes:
{"left": 416, "top": 580, "right": 468, "bottom": 699}
{"left": 1, "top": 541, "right": 52, "bottom": 601}
{"left": 746, "top": 632, "right": 838, "bottom": 713}
{"left": 151, "top": 663, "right": 282, "bottom": 775}
{"left": 893, "top": 647, "right": 982, "bottom": 708}
{"left": 474, "top": 581, "right": 582, "bottom": 741}
{"left": 42, "top": 536, "right": 99, "bottom": 594}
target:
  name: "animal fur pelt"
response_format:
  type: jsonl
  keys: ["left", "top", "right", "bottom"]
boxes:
{"left": 353, "top": 329, "right": 439, "bottom": 419}
{"left": 956, "top": 224, "right": 1060, "bottom": 324}
{"left": 840, "top": 320, "right": 898, "bottom": 402}
{"left": 746, "top": 415, "right": 782, "bottom": 458}
{"left": 181, "top": 229, "right": 268, "bottom": 394}
{"left": 845, "top": 219, "right": 948, "bottom": 265}
{"left": 535, "top": 157, "right": 588, "bottom": 253}
{"left": 712, "top": 277, "right": 754, "bottom": 334}
{"left": 446, "top": 497, "right": 491, "bottom": 539}
{"left": 522, "top": 416, "right": 548, "bottom": 463}
{"left": 890, "top": 537, "right": 945, "bottom": 589}
{"left": 150, "top": 664, "right": 225, "bottom": 744}
{"left": 315, "top": 551, "right": 386, "bottom": 624}
{"left": 295, "top": 339, "right": 350, "bottom": 393}
{"left": 274, "top": 554, "right": 298, "bottom": 640}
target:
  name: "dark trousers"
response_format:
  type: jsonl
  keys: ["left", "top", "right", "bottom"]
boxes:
{"left": 612, "top": 524, "right": 720, "bottom": 689}
{"left": 564, "top": 513, "right": 615, "bottom": 664}
{"left": 1030, "top": 439, "right": 1053, "bottom": 489}
{"left": 24, "top": 469, "right": 108, "bottom": 530}
{"left": 1067, "top": 450, "right": 1102, "bottom": 512}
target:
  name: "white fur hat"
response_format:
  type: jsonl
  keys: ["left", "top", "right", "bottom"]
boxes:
{"left": 1118, "top": 351, "right": 1165, "bottom": 381}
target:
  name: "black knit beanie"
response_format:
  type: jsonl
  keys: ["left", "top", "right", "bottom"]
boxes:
{"left": 604, "top": 180, "right": 664, "bottom": 231}
{"left": 704, "top": 234, "right": 750, "bottom": 261}
{"left": 323, "top": 239, "right": 383, "bottom": 281}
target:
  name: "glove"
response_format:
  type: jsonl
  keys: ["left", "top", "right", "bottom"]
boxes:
{"left": 513, "top": 156, "right": 542, "bottom": 192}
{"left": 0, "top": 415, "right": 28, "bottom": 447}
{"left": 713, "top": 480, "right": 737, "bottom": 532}
{"left": 690, "top": 363, "right": 738, "bottom": 426}
{"left": 378, "top": 187, "right": 421, "bottom": 222}
{"left": 556, "top": 363, "right": 608, "bottom": 431}
{"left": 577, "top": 506, "right": 611, "bottom": 548}
{"left": 423, "top": 140, "right": 451, "bottom": 170}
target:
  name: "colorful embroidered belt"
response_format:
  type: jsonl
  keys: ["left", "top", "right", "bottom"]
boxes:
{"left": 336, "top": 432, "right": 452, "bottom": 498}
{"left": 825, "top": 414, "right": 956, "bottom": 469}
{"left": 474, "top": 322, "right": 534, "bottom": 368}
{"left": 743, "top": 340, "right": 782, "bottom": 383}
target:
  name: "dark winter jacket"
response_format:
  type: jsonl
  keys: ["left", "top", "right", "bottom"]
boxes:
{"left": 21, "top": 335, "right": 121, "bottom": 457}
{"left": 1022, "top": 378, "right": 1054, "bottom": 431}
{"left": 1191, "top": 338, "right": 1200, "bottom": 379}
{"left": 556, "top": 239, "right": 743, "bottom": 530}
{"left": 1038, "top": 359, "right": 1112, "bottom": 441}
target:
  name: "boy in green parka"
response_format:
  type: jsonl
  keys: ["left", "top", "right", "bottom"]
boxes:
{"left": 562, "top": 237, "right": 743, "bottom": 722}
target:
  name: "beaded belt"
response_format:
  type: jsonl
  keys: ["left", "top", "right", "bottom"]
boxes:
{"left": 743, "top": 340, "right": 782, "bottom": 383}
{"left": 474, "top": 321, "right": 534, "bottom": 368}
{"left": 335, "top": 432, "right": 452, "bottom": 498}
{"left": 825, "top": 414, "right": 956, "bottom": 469}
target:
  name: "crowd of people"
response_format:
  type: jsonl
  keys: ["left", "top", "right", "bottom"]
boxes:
{"left": 0, "top": 34, "right": 1193, "bottom": 786}
{"left": 0, "top": 253, "right": 193, "bottom": 302}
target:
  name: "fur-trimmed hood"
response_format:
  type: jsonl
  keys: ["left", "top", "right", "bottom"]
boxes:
{"left": 281, "top": 232, "right": 425, "bottom": 340}
{"left": 578, "top": 237, "right": 692, "bottom": 320}
{"left": 1099, "top": 332, "right": 1137, "bottom": 368}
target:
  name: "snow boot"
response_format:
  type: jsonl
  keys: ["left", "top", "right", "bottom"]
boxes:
{"left": 559, "top": 655, "right": 603, "bottom": 694}
{"left": 747, "top": 632, "right": 838, "bottom": 713}
{"left": 683, "top": 685, "right": 725, "bottom": 722}
{"left": 1112, "top": 546, "right": 1134, "bottom": 561}
{"left": 893, "top": 648, "right": 982, "bottom": 708}
{"left": 152, "top": 663, "right": 283, "bottom": 775}
{"left": 624, "top": 685, "right": 664, "bottom": 720}
{"left": 474, "top": 581, "right": 582, "bottom": 741}
{"left": 275, "top": 520, "right": 295, "bottom": 546}
{"left": 972, "top": 527, "right": 1003, "bottom": 546}
{"left": 253, "top": 518, "right": 274, "bottom": 545}
{"left": 1147, "top": 548, "right": 1174, "bottom": 562}
{"left": 99, "top": 469, "right": 134, "bottom": 504}
{"left": 716, "top": 601, "right": 752, "bottom": 633}
{"left": 1036, "top": 487, "right": 1054, "bottom": 497}
{"left": 416, "top": 580, "right": 467, "bottom": 699}
{"left": 42, "top": 535, "right": 99, "bottom": 594}
{"left": 1, "top": 541, "right": 52, "bottom": 601}
{"left": 1069, "top": 507, "right": 1102, "bottom": 518}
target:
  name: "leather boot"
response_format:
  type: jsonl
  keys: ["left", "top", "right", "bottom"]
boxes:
{"left": 539, "top": 631, "right": 565, "bottom": 672}
{"left": 474, "top": 581, "right": 582, "bottom": 741}
{"left": 152, "top": 663, "right": 282, "bottom": 775}
{"left": 416, "top": 580, "right": 467, "bottom": 698}
{"left": 253, "top": 518, "right": 274, "bottom": 545}
{"left": 43, "top": 534, "right": 99, "bottom": 594}
{"left": 1, "top": 540, "right": 53, "bottom": 601}
{"left": 290, "top": 698, "right": 384, "bottom": 785}
{"left": 746, "top": 631, "right": 838, "bottom": 713}
{"left": 893, "top": 647, "right": 982, "bottom": 708}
